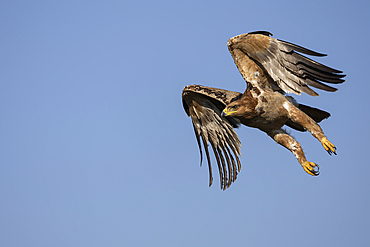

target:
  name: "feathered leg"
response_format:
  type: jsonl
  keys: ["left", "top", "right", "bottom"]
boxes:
{"left": 283, "top": 101, "right": 336, "bottom": 155}
{"left": 267, "top": 129, "right": 320, "bottom": 176}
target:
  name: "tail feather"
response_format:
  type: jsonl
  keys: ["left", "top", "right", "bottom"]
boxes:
{"left": 285, "top": 104, "right": 331, "bottom": 132}
{"left": 298, "top": 104, "right": 330, "bottom": 123}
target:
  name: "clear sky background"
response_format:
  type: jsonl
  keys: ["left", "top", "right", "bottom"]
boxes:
{"left": 1, "top": 1, "right": 369, "bottom": 246}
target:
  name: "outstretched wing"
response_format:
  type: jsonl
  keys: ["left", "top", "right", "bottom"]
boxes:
{"left": 227, "top": 31, "right": 345, "bottom": 96}
{"left": 182, "top": 85, "right": 242, "bottom": 190}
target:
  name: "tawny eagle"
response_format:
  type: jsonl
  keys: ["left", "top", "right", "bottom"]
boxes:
{"left": 182, "top": 31, "right": 345, "bottom": 190}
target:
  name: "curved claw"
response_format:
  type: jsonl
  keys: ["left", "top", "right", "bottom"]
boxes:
{"left": 321, "top": 138, "right": 337, "bottom": 155}
{"left": 302, "top": 161, "right": 320, "bottom": 176}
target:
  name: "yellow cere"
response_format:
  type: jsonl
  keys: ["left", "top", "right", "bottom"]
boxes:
{"left": 223, "top": 108, "right": 236, "bottom": 116}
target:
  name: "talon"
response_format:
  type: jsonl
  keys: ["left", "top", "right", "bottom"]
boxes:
{"left": 302, "top": 161, "right": 320, "bottom": 176}
{"left": 321, "top": 138, "right": 337, "bottom": 155}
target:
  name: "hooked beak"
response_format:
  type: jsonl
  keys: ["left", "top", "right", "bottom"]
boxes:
{"left": 221, "top": 108, "right": 228, "bottom": 118}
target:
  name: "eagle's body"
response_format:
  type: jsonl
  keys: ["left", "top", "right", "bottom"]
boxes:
{"left": 231, "top": 85, "right": 288, "bottom": 131}
{"left": 182, "top": 31, "right": 345, "bottom": 190}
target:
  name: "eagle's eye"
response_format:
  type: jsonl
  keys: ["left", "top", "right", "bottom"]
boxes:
{"left": 230, "top": 105, "right": 239, "bottom": 111}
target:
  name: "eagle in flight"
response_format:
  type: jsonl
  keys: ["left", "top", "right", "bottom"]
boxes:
{"left": 182, "top": 31, "right": 345, "bottom": 190}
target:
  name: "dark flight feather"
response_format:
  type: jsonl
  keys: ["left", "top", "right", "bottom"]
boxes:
{"left": 228, "top": 32, "right": 345, "bottom": 95}
{"left": 182, "top": 85, "right": 242, "bottom": 189}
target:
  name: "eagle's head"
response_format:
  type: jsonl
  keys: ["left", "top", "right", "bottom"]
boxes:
{"left": 221, "top": 103, "right": 241, "bottom": 118}
{"left": 221, "top": 93, "right": 258, "bottom": 120}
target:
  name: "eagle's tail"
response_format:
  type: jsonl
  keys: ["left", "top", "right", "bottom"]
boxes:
{"left": 298, "top": 104, "right": 331, "bottom": 123}
{"left": 285, "top": 104, "right": 331, "bottom": 132}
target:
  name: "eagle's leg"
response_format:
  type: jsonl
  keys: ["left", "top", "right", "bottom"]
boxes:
{"left": 267, "top": 129, "right": 319, "bottom": 176}
{"left": 284, "top": 102, "right": 337, "bottom": 155}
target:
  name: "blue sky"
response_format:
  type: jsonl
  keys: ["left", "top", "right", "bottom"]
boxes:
{"left": 1, "top": 0, "right": 369, "bottom": 246}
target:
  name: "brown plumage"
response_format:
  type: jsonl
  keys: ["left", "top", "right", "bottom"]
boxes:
{"left": 182, "top": 31, "right": 345, "bottom": 190}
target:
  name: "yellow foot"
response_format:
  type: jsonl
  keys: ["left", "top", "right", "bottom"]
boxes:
{"left": 302, "top": 161, "right": 320, "bottom": 176}
{"left": 321, "top": 138, "right": 337, "bottom": 155}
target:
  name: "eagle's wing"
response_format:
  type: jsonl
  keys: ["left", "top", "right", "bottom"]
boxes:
{"left": 182, "top": 85, "right": 242, "bottom": 190}
{"left": 227, "top": 31, "right": 345, "bottom": 96}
